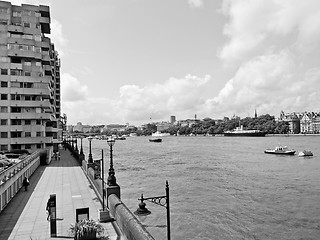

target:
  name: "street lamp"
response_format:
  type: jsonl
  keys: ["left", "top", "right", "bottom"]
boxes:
{"left": 75, "top": 136, "right": 78, "bottom": 153}
{"left": 107, "top": 138, "right": 117, "bottom": 186}
{"left": 80, "top": 135, "right": 84, "bottom": 155}
{"left": 135, "top": 181, "right": 171, "bottom": 240}
{"left": 88, "top": 136, "right": 93, "bottom": 163}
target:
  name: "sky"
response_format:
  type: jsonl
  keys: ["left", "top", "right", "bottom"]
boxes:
{"left": 11, "top": 0, "right": 320, "bottom": 125}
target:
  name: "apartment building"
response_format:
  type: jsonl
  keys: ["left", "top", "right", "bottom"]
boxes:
{"left": 0, "top": 1, "right": 61, "bottom": 153}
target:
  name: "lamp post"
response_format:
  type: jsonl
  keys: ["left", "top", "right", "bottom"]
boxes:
{"left": 75, "top": 136, "right": 78, "bottom": 153}
{"left": 80, "top": 136, "right": 84, "bottom": 155}
{"left": 107, "top": 138, "right": 117, "bottom": 186}
{"left": 71, "top": 136, "right": 74, "bottom": 150}
{"left": 135, "top": 181, "right": 171, "bottom": 240}
{"left": 88, "top": 136, "right": 93, "bottom": 163}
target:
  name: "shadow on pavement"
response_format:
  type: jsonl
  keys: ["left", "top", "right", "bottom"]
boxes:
{"left": 0, "top": 164, "right": 47, "bottom": 239}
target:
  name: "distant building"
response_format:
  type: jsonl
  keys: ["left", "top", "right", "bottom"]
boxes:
{"left": 277, "top": 111, "right": 301, "bottom": 134}
{"left": 170, "top": 116, "right": 176, "bottom": 124}
{"left": 157, "top": 122, "right": 171, "bottom": 132}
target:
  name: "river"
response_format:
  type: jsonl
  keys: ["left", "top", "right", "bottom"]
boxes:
{"left": 82, "top": 135, "right": 320, "bottom": 240}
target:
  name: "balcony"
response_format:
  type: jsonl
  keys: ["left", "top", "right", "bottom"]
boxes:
{"left": 10, "top": 136, "right": 53, "bottom": 145}
{"left": 7, "top": 25, "right": 23, "bottom": 33}
{"left": 10, "top": 100, "right": 51, "bottom": 108}
{"left": 7, "top": 49, "right": 41, "bottom": 59}
{"left": 10, "top": 63, "right": 23, "bottom": 69}
{"left": 39, "top": 17, "right": 50, "bottom": 34}
{"left": 10, "top": 112, "right": 53, "bottom": 120}
{"left": 11, "top": 87, "right": 50, "bottom": 96}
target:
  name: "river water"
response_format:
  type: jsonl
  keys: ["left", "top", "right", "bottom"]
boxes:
{"left": 83, "top": 135, "right": 320, "bottom": 240}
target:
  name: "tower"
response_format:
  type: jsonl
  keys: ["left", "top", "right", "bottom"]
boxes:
{"left": 0, "top": 1, "right": 61, "bottom": 152}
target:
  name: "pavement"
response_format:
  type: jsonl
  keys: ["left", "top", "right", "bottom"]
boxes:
{"left": 0, "top": 147, "right": 119, "bottom": 240}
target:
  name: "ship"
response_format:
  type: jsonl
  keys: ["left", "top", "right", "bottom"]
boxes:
{"left": 224, "top": 125, "right": 266, "bottom": 137}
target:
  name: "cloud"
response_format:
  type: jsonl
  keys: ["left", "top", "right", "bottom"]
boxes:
{"left": 63, "top": 75, "right": 211, "bottom": 125}
{"left": 50, "top": 18, "right": 68, "bottom": 56}
{"left": 188, "top": 0, "right": 204, "bottom": 8}
{"left": 61, "top": 73, "right": 89, "bottom": 102}
{"left": 219, "top": 0, "right": 320, "bottom": 63}
{"left": 212, "top": 0, "right": 320, "bottom": 117}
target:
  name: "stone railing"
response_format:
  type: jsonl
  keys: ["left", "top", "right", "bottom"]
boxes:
{"left": 0, "top": 151, "right": 41, "bottom": 213}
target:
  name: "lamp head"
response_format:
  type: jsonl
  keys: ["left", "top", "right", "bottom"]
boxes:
{"left": 107, "top": 138, "right": 115, "bottom": 147}
{"left": 88, "top": 136, "right": 93, "bottom": 142}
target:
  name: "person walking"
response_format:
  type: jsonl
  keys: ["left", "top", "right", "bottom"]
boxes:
{"left": 22, "top": 177, "right": 29, "bottom": 191}
{"left": 57, "top": 152, "right": 60, "bottom": 160}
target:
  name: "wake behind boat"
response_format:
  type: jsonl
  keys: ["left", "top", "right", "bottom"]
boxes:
{"left": 264, "top": 146, "right": 296, "bottom": 155}
{"left": 224, "top": 125, "right": 266, "bottom": 137}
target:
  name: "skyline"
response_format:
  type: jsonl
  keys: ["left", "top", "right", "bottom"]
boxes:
{"left": 11, "top": 0, "right": 320, "bottom": 125}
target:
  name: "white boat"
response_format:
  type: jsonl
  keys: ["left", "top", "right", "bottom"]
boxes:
{"left": 298, "top": 150, "right": 313, "bottom": 157}
{"left": 264, "top": 146, "right": 296, "bottom": 155}
{"left": 152, "top": 131, "right": 170, "bottom": 137}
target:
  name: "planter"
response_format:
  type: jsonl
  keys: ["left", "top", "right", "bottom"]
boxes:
{"left": 75, "top": 230, "right": 96, "bottom": 240}
{"left": 69, "top": 219, "right": 104, "bottom": 240}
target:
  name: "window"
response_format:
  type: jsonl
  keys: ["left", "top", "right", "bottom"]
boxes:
{"left": 25, "top": 95, "right": 31, "bottom": 101}
{"left": 11, "top": 33, "right": 22, "bottom": 39}
{"left": 24, "top": 59, "right": 31, "bottom": 66}
{"left": 0, "top": 107, "right": 7, "bottom": 112}
{"left": 36, "top": 132, "right": 42, "bottom": 137}
{"left": 25, "top": 144, "right": 31, "bottom": 149}
{"left": 1, "top": 81, "right": 8, "bottom": 87}
{"left": 11, "top": 107, "right": 21, "bottom": 113}
{"left": 25, "top": 120, "right": 31, "bottom": 125}
{"left": 0, "top": 145, "right": 8, "bottom": 151}
{"left": 11, "top": 94, "right": 21, "bottom": 101}
{"left": 10, "top": 69, "right": 23, "bottom": 76}
{"left": 23, "top": 34, "right": 33, "bottom": 40}
{"left": 1, "top": 94, "right": 7, "bottom": 100}
{"left": 11, "top": 119, "right": 21, "bottom": 125}
{"left": 11, "top": 132, "right": 22, "bottom": 138}
{"left": 37, "top": 144, "right": 42, "bottom": 149}
{"left": 24, "top": 82, "right": 33, "bottom": 88}
{"left": 0, "top": 19, "right": 7, "bottom": 25}
{"left": 0, "top": 119, "right": 7, "bottom": 125}
{"left": 1, "top": 69, "right": 8, "bottom": 75}
{"left": 34, "top": 47, "right": 41, "bottom": 53}
{"left": 0, "top": 132, "right": 8, "bottom": 138}
{"left": 0, "top": 7, "right": 8, "bottom": 14}
{"left": 24, "top": 71, "right": 31, "bottom": 76}
{"left": 35, "top": 61, "right": 41, "bottom": 67}
{"left": 36, "top": 119, "right": 41, "bottom": 125}
{"left": 13, "top": 11, "right": 21, "bottom": 17}
{"left": 23, "top": 22, "right": 30, "bottom": 28}
{"left": 23, "top": 10, "right": 31, "bottom": 16}
{"left": 25, "top": 132, "right": 31, "bottom": 137}
{"left": 34, "top": 35, "right": 41, "bottom": 41}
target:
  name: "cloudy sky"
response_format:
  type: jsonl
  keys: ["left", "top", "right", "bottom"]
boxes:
{"left": 12, "top": 0, "right": 320, "bottom": 125}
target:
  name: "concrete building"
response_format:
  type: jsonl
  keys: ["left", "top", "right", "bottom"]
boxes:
{"left": 0, "top": 1, "right": 61, "bottom": 152}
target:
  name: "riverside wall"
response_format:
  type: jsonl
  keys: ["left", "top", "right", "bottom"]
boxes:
{"left": 80, "top": 158, "right": 155, "bottom": 240}
{"left": 0, "top": 151, "right": 41, "bottom": 213}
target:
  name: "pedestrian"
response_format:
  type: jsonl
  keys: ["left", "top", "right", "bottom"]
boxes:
{"left": 46, "top": 199, "right": 51, "bottom": 221}
{"left": 22, "top": 176, "right": 29, "bottom": 191}
{"left": 54, "top": 151, "right": 57, "bottom": 161}
{"left": 57, "top": 152, "right": 60, "bottom": 161}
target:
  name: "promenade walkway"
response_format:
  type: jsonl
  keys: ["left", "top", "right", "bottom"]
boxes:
{"left": 0, "top": 147, "right": 119, "bottom": 240}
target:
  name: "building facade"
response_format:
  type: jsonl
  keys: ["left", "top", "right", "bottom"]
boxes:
{"left": 0, "top": 1, "right": 61, "bottom": 152}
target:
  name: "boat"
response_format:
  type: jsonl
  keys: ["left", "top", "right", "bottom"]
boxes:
{"left": 152, "top": 131, "right": 170, "bottom": 137}
{"left": 149, "top": 138, "right": 162, "bottom": 142}
{"left": 264, "top": 146, "right": 296, "bottom": 155}
{"left": 224, "top": 125, "right": 266, "bottom": 137}
{"left": 298, "top": 150, "right": 313, "bottom": 157}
